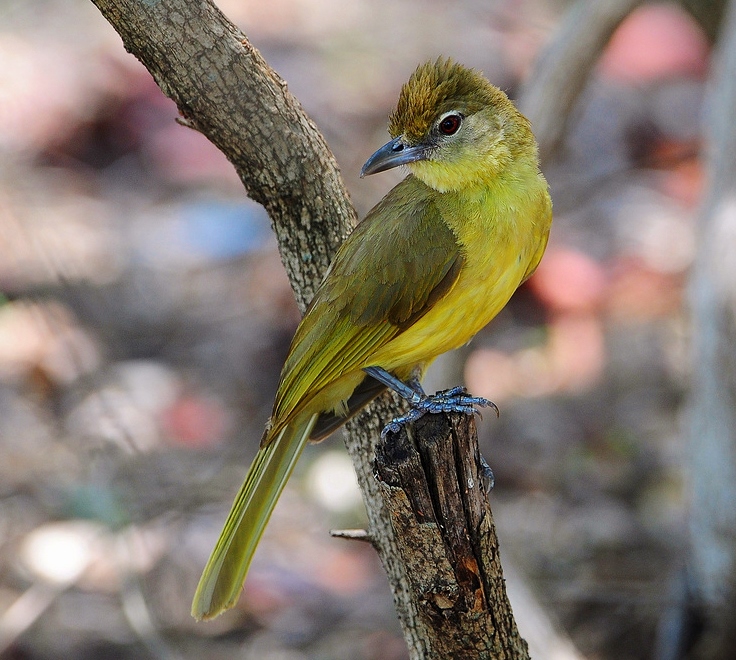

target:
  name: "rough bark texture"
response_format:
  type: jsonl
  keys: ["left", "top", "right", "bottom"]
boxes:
{"left": 91, "top": 0, "right": 352, "bottom": 309}
{"left": 374, "top": 413, "right": 529, "bottom": 659}
{"left": 89, "top": 0, "right": 526, "bottom": 656}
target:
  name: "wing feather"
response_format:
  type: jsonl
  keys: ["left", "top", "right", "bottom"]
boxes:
{"left": 269, "top": 176, "right": 463, "bottom": 434}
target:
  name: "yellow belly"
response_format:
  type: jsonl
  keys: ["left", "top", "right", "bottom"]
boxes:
{"left": 366, "top": 183, "right": 550, "bottom": 373}
{"left": 366, "top": 245, "right": 525, "bottom": 371}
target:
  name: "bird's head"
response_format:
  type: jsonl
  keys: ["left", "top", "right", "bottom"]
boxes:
{"left": 361, "top": 58, "right": 536, "bottom": 192}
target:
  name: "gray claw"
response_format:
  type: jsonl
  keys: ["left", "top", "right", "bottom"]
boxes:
{"left": 380, "top": 388, "right": 498, "bottom": 437}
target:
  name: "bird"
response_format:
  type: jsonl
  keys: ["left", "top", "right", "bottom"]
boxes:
{"left": 192, "top": 57, "right": 552, "bottom": 620}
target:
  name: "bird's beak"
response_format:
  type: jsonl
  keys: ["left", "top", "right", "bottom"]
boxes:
{"left": 360, "top": 137, "right": 430, "bottom": 177}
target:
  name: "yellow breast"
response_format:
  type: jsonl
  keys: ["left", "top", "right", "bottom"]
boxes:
{"left": 366, "top": 173, "right": 551, "bottom": 373}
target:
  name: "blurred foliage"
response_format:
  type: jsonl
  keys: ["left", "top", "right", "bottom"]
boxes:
{"left": 0, "top": 0, "right": 721, "bottom": 658}
{"left": 682, "top": 0, "right": 727, "bottom": 41}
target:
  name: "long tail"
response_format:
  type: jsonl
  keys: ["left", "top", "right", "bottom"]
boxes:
{"left": 191, "top": 412, "right": 318, "bottom": 620}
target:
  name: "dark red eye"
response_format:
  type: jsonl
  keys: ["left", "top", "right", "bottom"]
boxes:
{"left": 438, "top": 114, "right": 462, "bottom": 135}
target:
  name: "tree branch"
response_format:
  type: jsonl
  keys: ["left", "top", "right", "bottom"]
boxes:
{"left": 91, "top": 0, "right": 353, "bottom": 309}
{"left": 686, "top": 1, "right": 736, "bottom": 657}
{"left": 375, "top": 413, "right": 529, "bottom": 659}
{"left": 519, "top": 0, "right": 645, "bottom": 162}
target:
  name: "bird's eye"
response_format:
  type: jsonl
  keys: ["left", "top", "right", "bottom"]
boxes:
{"left": 438, "top": 114, "right": 462, "bottom": 136}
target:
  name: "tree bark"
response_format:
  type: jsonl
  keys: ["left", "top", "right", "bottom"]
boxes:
{"left": 91, "top": 0, "right": 353, "bottom": 309}
{"left": 374, "top": 413, "right": 529, "bottom": 659}
{"left": 89, "top": 0, "right": 527, "bottom": 656}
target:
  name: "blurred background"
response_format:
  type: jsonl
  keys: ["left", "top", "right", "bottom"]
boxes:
{"left": 0, "top": 0, "right": 732, "bottom": 658}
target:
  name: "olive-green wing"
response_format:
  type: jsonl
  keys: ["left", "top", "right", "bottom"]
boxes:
{"left": 269, "top": 176, "right": 464, "bottom": 436}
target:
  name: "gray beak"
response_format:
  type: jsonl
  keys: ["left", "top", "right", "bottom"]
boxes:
{"left": 360, "top": 137, "right": 430, "bottom": 177}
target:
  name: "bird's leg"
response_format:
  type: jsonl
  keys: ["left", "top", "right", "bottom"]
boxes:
{"left": 406, "top": 375, "right": 426, "bottom": 397}
{"left": 364, "top": 366, "right": 424, "bottom": 405}
{"left": 363, "top": 366, "right": 498, "bottom": 438}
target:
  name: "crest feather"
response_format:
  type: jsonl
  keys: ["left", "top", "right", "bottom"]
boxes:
{"left": 389, "top": 58, "right": 503, "bottom": 143}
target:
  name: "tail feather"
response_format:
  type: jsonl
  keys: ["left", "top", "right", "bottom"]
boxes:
{"left": 192, "top": 412, "right": 318, "bottom": 620}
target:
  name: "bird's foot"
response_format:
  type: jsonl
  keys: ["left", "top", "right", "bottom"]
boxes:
{"left": 361, "top": 366, "right": 498, "bottom": 438}
{"left": 380, "top": 386, "right": 498, "bottom": 437}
